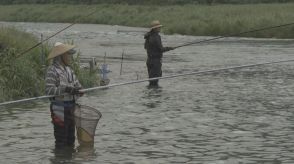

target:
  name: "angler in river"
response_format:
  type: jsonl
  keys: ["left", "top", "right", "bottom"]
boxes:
{"left": 144, "top": 20, "right": 175, "bottom": 87}
{"left": 45, "top": 42, "right": 84, "bottom": 148}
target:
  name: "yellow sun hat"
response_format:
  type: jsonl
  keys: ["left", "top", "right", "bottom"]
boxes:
{"left": 47, "top": 42, "right": 76, "bottom": 60}
{"left": 150, "top": 20, "right": 163, "bottom": 29}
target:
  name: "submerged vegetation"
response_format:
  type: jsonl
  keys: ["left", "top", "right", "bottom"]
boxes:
{"left": 0, "top": 28, "right": 99, "bottom": 102}
{"left": 0, "top": 3, "right": 293, "bottom": 38}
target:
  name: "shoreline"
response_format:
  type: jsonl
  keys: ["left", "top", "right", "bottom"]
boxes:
{"left": 1, "top": 21, "right": 294, "bottom": 41}
{"left": 0, "top": 4, "right": 293, "bottom": 38}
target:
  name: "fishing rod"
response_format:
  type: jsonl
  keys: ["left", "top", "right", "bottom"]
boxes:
{"left": 1, "top": 58, "right": 294, "bottom": 106}
{"left": 16, "top": 9, "right": 98, "bottom": 58}
{"left": 173, "top": 22, "right": 294, "bottom": 49}
{"left": 117, "top": 29, "right": 147, "bottom": 33}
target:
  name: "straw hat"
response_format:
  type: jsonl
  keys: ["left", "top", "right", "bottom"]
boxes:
{"left": 150, "top": 20, "right": 163, "bottom": 29}
{"left": 47, "top": 42, "right": 76, "bottom": 60}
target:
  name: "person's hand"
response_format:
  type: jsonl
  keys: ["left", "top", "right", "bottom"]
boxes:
{"left": 75, "top": 86, "right": 84, "bottom": 97}
{"left": 78, "top": 90, "right": 84, "bottom": 97}
{"left": 167, "top": 47, "right": 175, "bottom": 51}
{"left": 65, "top": 86, "right": 81, "bottom": 95}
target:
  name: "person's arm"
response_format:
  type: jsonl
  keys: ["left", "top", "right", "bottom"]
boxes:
{"left": 163, "top": 46, "right": 175, "bottom": 52}
{"left": 153, "top": 34, "right": 174, "bottom": 53}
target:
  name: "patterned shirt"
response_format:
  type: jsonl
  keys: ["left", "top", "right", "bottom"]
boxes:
{"left": 45, "top": 60, "right": 82, "bottom": 101}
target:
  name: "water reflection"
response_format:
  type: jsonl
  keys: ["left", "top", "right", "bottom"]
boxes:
{"left": 50, "top": 144, "right": 97, "bottom": 164}
{"left": 141, "top": 86, "right": 163, "bottom": 109}
{"left": 74, "top": 144, "right": 97, "bottom": 161}
{"left": 50, "top": 146, "right": 76, "bottom": 164}
{"left": 2, "top": 22, "right": 294, "bottom": 163}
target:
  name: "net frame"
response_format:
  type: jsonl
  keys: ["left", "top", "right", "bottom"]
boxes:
{"left": 74, "top": 104, "right": 102, "bottom": 144}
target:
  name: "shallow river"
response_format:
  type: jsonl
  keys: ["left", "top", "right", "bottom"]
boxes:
{"left": 1, "top": 22, "right": 294, "bottom": 164}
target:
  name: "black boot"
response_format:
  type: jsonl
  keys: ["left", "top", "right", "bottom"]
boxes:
{"left": 149, "top": 80, "right": 159, "bottom": 87}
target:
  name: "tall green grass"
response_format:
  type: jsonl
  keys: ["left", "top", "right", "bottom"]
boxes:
{"left": 0, "top": 27, "right": 46, "bottom": 102}
{"left": 0, "top": 27, "right": 99, "bottom": 102}
{"left": 71, "top": 51, "right": 100, "bottom": 88}
{"left": 0, "top": 3, "right": 293, "bottom": 38}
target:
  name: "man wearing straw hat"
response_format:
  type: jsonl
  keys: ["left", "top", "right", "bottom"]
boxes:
{"left": 45, "top": 42, "right": 83, "bottom": 148}
{"left": 144, "top": 20, "right": 174, "bottom": 87}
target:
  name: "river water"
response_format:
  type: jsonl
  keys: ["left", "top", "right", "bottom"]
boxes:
{"left": 1, "top": 22, "right": 294, "bottom": 164}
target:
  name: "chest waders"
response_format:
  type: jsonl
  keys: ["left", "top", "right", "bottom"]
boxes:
{"left": 146, "top": 58, "right": 162, "bottom": 86}
{"left": 50, "top": 101, "right": 76, "bottom": 147}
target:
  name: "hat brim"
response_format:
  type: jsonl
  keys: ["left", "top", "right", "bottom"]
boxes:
{"left": 47, "top": 44, "right": 76, "bottom": 60}
{"left": 151, "top": 24, "right": 163, "bottom": 29}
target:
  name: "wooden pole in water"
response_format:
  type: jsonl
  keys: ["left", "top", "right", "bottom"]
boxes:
{"left": 40, "top": 34, "right": 46, "bottom": 79}
{"left": 89, "top": 59, "right": 94, "bottom": 74}
{"left": 104, "top": 52, "right": 107, "bottom": 64}
{"left": 120, "top": 50, "right": 124, "bottom": 75}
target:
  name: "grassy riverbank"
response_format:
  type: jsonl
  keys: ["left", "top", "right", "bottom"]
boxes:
{"left": 0, "top": 27, "right": 46, "bottom": 102}
{"left": 0, "top": 28, "right": 99, "bottom": 102}
{"left": 0, "top": 3, "right": 294, "bottom": 38}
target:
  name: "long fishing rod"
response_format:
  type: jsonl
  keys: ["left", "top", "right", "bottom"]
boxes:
{"left": 1, "top": 58, "right": 294, "bottom": 106}
{"left": 16, "top": 9, "right": 98, "bottom": 58}
{"left": 173, "top": 22, "right": 294, "bottom": 49}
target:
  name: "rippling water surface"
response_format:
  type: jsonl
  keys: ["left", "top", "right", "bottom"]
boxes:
{"left": 1, "top": 22, "right": 294, "bottom": 164}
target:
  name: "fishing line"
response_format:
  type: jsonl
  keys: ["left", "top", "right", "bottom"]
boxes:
{"left": 1, "top": 58, "right": 294, "bottom": 106}
{"left": 174, "top": 22, "right": 294, "bottom": 49}
{"left": 80, "top": 22, "right": 294, "bottom": 62}
{"left": 16, "top": 9, "right": 98, "bottom": 58}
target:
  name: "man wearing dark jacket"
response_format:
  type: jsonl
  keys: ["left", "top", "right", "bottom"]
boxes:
{"left": 144, "top": 20, "right": 174, "bottom": 87}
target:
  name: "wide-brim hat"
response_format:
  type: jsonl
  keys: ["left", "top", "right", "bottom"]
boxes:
{"left": 47, "top": 42, "right": 76, "bottom": 60}
{"left": 150, "top": 20, "right": 163, "bottom": 29}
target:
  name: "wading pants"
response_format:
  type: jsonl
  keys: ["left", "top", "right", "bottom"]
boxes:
{"left": 146, "top": 58, "right": 162, "bottom": 86}
{"left": 50, "top": 101, "right": 76, "bottom": 147}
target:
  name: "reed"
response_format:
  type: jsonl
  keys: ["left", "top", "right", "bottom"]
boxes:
{"left": 0, "top": 28, "right": 43, "bottom": 101}
{"left": 0, "top": 27, "right": 98, "bottom": 102}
